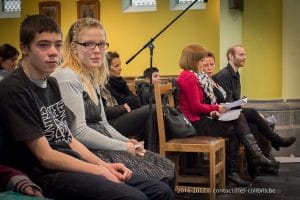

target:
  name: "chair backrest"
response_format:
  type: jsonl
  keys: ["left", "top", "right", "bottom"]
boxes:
{"left": 154, "top": 81, "right": 174, "bottom": 155}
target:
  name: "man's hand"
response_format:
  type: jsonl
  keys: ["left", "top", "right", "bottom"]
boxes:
{"left": 105, "top": 163, "right": 132, "bottom": 182}
{"left": 97, "top": 165, "right": 121, "bottom": 183}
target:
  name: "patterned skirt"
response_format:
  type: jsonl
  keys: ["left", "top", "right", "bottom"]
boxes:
{"left": 92, "top": 149, "right": 175, "bottom": 188}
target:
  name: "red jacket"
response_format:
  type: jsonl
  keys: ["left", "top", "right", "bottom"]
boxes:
{"left": 177, "top": 70, "right": 219, "bottom": 122}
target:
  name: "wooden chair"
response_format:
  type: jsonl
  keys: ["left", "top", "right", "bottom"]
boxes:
{"left": 154, "top": 81, "right": 226, "bottom": 200}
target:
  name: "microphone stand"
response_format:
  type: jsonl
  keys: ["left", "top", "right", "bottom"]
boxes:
{"left": 125, "top": 0, "right": 199, "bottom": 152}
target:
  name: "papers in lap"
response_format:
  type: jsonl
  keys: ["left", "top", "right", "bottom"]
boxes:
{"left": 218, "top": 109, "right": 242, "bottom": 121}
{"left": 221, "top": 98, "right": 247, "bottom": 110}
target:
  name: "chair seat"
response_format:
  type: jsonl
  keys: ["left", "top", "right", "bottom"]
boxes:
{"left": 166, "top": 136, "right": 225, "bottom": 153}
{"left": 168, "top": 136, "right": 222, "bottom": 144}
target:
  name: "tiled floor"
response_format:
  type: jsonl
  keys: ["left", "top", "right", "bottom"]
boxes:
{"left": 175, "top": 162, "right": 300, "bottom": 200}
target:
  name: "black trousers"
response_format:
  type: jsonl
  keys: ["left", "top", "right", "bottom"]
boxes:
{"left": 109, "top": 105, "right": 159, "bottom": 153}
{"left": 33, "top": 172, "right": 174, "bottom": 200}
{"left": 192, "top": 117, "right": 240, "bottom": 175}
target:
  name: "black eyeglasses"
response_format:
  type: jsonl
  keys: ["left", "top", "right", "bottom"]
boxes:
{"left": 74, "top": 41, "right": 109, "bottom": 50}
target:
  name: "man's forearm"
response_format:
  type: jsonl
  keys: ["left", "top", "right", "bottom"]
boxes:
{"left": 26, "top": 137, "right": 107, "bottom": 176}
{"left": 69, "top": 138, "right": 107, "bottom": 166}
{"left": 42, "top": 149, "right": 111, "bottom": 176}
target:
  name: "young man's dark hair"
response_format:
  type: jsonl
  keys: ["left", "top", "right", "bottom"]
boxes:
{"left": 20, "top": 14, "right": 61, "bottom": 47}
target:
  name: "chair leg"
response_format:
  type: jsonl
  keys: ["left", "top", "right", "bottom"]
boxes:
{"left": 221, "top": 140, "right": 226, "bottom": 188}
{"left": 209, "top": 145, "right": 216, "bottom": 200}
{"left": 175, "top": 154, "right": 180, "bottom": 186}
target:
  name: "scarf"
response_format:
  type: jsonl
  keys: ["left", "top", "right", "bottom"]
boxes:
{"left": 195, "top": 71, "right": 217, "bottom": 105}
{"left": 100, "top": 86, "right": 118, "bottom": 107}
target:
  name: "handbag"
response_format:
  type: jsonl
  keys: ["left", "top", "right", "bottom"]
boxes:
{"left": 162, "top": 105, "right": 197, "bottom": 139}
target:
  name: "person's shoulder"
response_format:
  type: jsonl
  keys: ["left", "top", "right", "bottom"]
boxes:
{"left": 178, "top": 70, "right": 196, "bottom": 81}
{"left": 0, "top": 71, "right": 30, "bottom": 110}
{"left": 47, "top": 75, "right": 58, "bottom": 83}
{"left": 136, "top": 80, "right": 149, "bottom": 88}
{"left": 0, "top": 68, "right": 27, "bottom": 95}
{"left": 52, "top": 67, "right": 81, "bottom": 84}
{"left": 215, "top": 65, "right": 231, "bottom": 77}
{"left": 47, "top": 75, "right": 60, "bottom": 88}
{"left": 51, "top": 67, "right": 84, "bottom": 94}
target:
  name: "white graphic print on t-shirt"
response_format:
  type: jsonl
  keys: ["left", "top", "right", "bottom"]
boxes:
{"left": 40, "top": 100, "right": 72, "bottom": 144}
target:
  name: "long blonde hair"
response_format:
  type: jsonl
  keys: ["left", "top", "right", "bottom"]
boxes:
{"left": 60, "top": 18, "right": 109, "bottom": 87}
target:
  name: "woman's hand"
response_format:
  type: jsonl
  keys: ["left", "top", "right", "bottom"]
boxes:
{"left": 126, "top": 142, "right": 136, "bottom": 155}
{"left": 122, "top": 103, "right": 131, "bottom": 112}
{"left": 218, "top": 105, "right": 226, "bottom": 114}
{"left": 126, "top": 140, "right": 146, "bottom": 156}
{"left": 23, "top": 186, "right": 43, "bottom": 197}
{"left": 128, "top": 139, "right": 138, "bottom": 144}
{"left": 210, "top": 111, "right": 220, "bottom": 119}
{"left": 135, "top": 141, "right": 146, "bottom": 157}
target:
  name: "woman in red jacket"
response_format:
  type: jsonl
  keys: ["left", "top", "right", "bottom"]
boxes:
{"left": 176, "top": 44, "right": 275, "bottom": 186}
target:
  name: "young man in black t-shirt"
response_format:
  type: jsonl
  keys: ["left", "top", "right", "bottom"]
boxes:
{"left": 0, "top": 14, "right": 173, "bottom": 200}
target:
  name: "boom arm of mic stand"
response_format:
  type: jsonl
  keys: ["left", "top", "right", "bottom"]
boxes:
{"left": 125, "top": 0, "right": 198, "bottom": 65}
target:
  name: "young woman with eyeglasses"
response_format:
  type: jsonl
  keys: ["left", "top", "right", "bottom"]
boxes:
{"left": 52, "top": 18, "right": 175, "bottom": 192}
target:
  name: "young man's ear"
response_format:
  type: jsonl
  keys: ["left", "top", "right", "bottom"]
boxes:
{"left": 20, "top": 42, "right": 29, "bottom": 56}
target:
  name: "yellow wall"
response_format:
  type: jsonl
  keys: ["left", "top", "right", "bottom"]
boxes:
{"left": 0, "top": 0, "right": 220, "bottom": 77}
{"left": 0, "top": 0, "right": 78, "bottom": 53}
{"left": 242, "top": 0, "right": 282, "bottom": 99}
{"left": 101, "top": 0, "right": 220, "bottom": 76}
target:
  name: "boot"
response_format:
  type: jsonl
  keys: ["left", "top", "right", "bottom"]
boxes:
{"left": 245, "top": 150, "right": 258, "bottom": 179}
{"left": 259, "top": 156, "right": 280, "bottom": 175}
{"left": 245, "top": 109, "right": 296, "bottom": 151}
{"left": 242, "top": 108, "right": 296, "bottom": 151}
{"left": 260, "top": 163, "right": 279, "bottom": 175}
{"left": 243, "top": 134, "right": 275, "bottom": 167}
{"left": 228, "top": 173, "right": 250, "bottom": 187}
{"left": 270, "top": 135, "right": 296, "bottom": 151}
{"left": 227, "top": 160, "right": 250, "bottom": 187}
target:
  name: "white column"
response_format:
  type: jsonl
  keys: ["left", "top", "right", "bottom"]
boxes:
{"left": 219, "top": 0, "right": 242, "bottom": 68}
